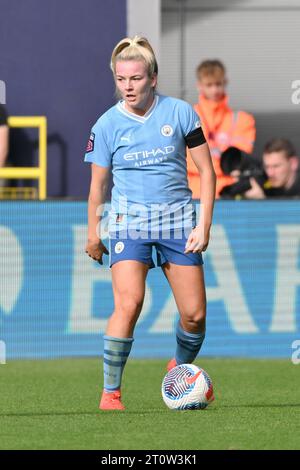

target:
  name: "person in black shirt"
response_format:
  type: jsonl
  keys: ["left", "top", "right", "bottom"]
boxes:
{"left": 244, "top": 138, "right": 300, "bottom": 199}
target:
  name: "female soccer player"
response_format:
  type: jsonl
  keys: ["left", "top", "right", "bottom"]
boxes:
{"left": 85, "top": 36, "right": 216, "bottom": 410}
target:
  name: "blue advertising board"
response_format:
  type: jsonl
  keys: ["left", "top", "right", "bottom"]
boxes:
{"left": 0, "top": 201, "right": 299, "bottom": 359}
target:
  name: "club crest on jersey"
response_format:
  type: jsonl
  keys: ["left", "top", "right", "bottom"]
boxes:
{"left": 115, "top": 241, "right": 125, "bottom": 254}
{"left": 161, "top": 125, "right": 174, "bottom": 137}
{"left": 86, "top": 132, "right": 95, "bottom": 153}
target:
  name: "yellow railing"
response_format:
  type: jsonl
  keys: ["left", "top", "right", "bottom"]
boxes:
{"left": 0, "top": 116, "right": 47, "bottom": 200}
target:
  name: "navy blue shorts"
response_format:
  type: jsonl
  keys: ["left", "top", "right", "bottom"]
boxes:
{"left": 109, "top": 230, "right": 203, "bottom": 269}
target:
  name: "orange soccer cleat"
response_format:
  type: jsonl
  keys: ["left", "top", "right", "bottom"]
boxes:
{"left": 167, "top": 358, "right": 177, "bottom": 372}
{"left": 99, "top": 389, "right": 125, "bottom": 411}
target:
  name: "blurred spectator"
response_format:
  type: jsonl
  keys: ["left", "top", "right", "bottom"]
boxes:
{"left": 244, "top": 138, "right": 300, "bottom": 199}
{"left": 187, "top": 60, "right": 256, "bottom": 198}
{"left": 0, "top": 104, "right": 9, "bottom": 189}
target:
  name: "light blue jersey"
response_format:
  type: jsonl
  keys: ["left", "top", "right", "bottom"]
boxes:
{"left": 84, "top": 94, "right": 201, "bottom": 233}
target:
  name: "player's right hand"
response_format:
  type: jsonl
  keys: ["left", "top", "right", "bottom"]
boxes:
{"left": 85, "top": 239, "right": 109, "bottom": 265}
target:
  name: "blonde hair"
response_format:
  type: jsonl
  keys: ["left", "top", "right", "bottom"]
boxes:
{"left": 110, "top": 36, "right": 158, "bottom": 77}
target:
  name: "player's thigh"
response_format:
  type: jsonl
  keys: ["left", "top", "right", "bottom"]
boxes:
{"left": 161, "top": 262, "right": 206, "bottom": 317}
{"left": 111, "top": 260, "right": 149, "bottom": 312}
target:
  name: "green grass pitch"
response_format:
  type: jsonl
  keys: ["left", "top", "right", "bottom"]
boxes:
{"left": 0, "top": 358, "right": 299, "bottom": 450}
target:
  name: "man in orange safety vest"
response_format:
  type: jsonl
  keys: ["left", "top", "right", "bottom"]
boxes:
{"left": 187, "top": 60, "right": 256, "bottom": 198}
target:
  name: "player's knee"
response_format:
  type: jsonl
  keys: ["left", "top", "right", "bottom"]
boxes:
{"left": 181, "top": 302, "right": 206, "bottom": 330}
{"left": 116, "top": 296, "right": 144, "bottom": 321}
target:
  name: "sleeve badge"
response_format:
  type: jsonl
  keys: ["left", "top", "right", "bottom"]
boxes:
{"left": 86, "top": 132, "right": 95, "bottom": 153}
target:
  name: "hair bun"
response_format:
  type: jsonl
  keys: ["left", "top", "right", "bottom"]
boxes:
{"left": 110, "top": 36, "right": 158, "bottom": 76}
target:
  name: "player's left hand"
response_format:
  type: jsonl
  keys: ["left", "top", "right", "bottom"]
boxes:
{"left": 184, "top": 226, "right": 210, "bottom": 253}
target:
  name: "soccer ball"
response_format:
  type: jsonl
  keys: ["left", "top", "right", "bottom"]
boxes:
{"left": 161, "top": 364, "right": 214, "bottom": 410}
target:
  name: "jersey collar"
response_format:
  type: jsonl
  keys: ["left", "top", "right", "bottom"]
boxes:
{"left": 117, "top": 94, "right": 159, "bottom": 123}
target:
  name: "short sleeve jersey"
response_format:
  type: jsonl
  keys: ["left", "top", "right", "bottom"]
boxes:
{"left": 84, "top": 94, "right": 201, "bottom": 224}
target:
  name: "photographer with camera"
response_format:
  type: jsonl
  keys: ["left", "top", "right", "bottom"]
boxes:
{"left": 220, "top": 139, "right": 300, "bottom": 199}
{"left": 219, "top": 146, "right": 266, "bottom": 199}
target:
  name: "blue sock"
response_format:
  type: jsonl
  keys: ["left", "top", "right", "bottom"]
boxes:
{"left": 103, "top": 335, "right": 134, "bottom": 392}
{"left": 175, "top": 321, "right": 205, "bottom": 365}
